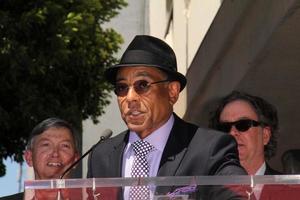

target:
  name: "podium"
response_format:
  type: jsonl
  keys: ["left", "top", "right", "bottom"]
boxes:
{"left": 24, "top": 175, "right": 300, "bottom": 199}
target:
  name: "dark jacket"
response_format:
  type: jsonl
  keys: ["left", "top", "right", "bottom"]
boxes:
{"left": 264, "top": 163, "right": 282, "bottom": 175}
{"left": 87, "top": 114, "right": 247, "bottom": 199}
{"left": 0, "top": 192, "right": 23, "bottom": 200}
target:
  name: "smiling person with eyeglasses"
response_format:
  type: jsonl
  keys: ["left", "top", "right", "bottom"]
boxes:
{"left": 87, "top": 35, "right": 247, "bottom": 200}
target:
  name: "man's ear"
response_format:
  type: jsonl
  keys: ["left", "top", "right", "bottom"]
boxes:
{"left": 263, "top": 126, "right": 271, "bottom": 145}
{"left": 168, "top": 81, "right": 180, "bottom": 105}
{"left": 24, "top": 150, "right": 33, "bottom": 167}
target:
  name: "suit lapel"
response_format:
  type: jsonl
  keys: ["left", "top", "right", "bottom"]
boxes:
{"left": 157, "top": 136, "right": 186, "bottom": 176}
{"left": 157, "top": 114, "right": 197, "bottom": 176}
{"left": 109, "top": 131, "right": 129, "bottom": 177}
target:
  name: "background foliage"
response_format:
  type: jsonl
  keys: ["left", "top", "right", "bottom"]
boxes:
{"left": 0, "top": 0, "right": 127, "bottom": 176}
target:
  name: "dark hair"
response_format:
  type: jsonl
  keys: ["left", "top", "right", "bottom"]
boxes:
{"left": 209, "top": 91, "right": 279, "bottom": 160}
{"left": 27, "top": 117, "right": 79, "bottom": 152}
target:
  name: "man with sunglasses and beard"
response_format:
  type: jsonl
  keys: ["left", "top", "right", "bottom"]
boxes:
{"left": 209, "top": 91, "right": 282, "bottom": 199}
{"left": 87, "top": 35, "right": 247, "bottom": 200}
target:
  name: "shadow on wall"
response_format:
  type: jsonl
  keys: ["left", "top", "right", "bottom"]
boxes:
{"left": 184, "top": 96, "right": 222, "bottom": 128}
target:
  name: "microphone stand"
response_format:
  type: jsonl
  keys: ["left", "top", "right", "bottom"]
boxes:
{"left": 60, "top": 134, "right": 110, "bottom": 179}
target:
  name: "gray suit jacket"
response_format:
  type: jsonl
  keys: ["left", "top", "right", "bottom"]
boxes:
{"left": 87, "top": 114, "right": 246, "bottom": 199}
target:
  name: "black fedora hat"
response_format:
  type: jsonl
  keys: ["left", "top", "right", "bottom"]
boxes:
{"left": 104, "top": 35, "right": 187, "bottom": 91}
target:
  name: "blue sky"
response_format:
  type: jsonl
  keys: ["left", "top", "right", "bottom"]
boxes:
{"left": 0, "top": 159, "right": 26, "bottom": 197}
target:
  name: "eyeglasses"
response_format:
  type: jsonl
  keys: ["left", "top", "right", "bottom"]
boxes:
{"left": 216, "top": 119, "right": 264, "bottom": 133}
{"left": 114, "top": 79, "right": 171, "bottom": 97}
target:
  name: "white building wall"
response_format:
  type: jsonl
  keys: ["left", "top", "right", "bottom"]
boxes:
{"left": 148, "top": 0, "right": 221, "bottom": 117}
{"left": 187, "top": 0, "right": 221, "bottom": 66}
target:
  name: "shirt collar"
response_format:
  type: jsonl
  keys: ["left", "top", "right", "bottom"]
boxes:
{"left": 128, "top": 114, "right": 174, "bottom": 152}
{"left": 255, "top": 161, "right": 266, "bottom": 175}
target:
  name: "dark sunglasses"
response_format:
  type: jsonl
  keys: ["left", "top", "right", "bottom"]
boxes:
{"left": 216, "top": 119, "right": 264, "bottom": 133}
{"left": 114, "top": 79, "right": 171, "bottom": 97}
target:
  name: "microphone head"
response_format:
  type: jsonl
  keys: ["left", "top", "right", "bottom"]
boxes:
{"left": 100, "top": 129, "right": 113, "bottom": 140}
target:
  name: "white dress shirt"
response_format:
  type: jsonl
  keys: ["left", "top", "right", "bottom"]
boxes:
{"left": 253, "top": 162, "right": 266, "bottom": 200}
{"left": 122, "top": 114, "right": 174, "bottom": 200}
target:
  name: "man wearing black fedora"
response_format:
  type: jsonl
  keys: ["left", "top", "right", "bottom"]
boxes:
{"left": 87, "top": 35, "right": 247, "bottom": 199}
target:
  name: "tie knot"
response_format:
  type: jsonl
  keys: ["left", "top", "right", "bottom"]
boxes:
{"left": 132, "top": 140, "right": 154, "bottom": 157}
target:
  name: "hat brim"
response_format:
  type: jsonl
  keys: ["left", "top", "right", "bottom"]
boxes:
{"left": 105, "top": 64, "right": 186, "bottom": 91}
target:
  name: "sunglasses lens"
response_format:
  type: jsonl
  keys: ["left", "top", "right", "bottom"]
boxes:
{"left": 235, "top": 120, "right": 252, "bottom": 132}
{"left": 134, "top": 80, "right": 150, "bottom": 94}
{"left": 114, "top": 80, "right": 150, "bottom": 96}
{"left": 114, "top": 83, "right": 128, "bottom": 96}
{"left": 217, "top": 119, "right": 260, "bottom": 133}
{"left": 217, "top": 123, "right": 232, "bottom": 133}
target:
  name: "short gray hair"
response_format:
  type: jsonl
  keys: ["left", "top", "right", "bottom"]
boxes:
{"left": 27, "top": 117, "right": 79, "bottom": 153}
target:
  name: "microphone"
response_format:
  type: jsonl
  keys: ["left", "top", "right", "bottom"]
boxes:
{"left": 60, "top": 129, "right": 113, "bottom": 179}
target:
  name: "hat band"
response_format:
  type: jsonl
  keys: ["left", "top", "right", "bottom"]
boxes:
{"left": 119, "top": 50, "right": 175, "bottom": 71}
